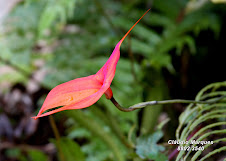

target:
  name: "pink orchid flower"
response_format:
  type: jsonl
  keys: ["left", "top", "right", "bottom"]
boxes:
{"left": 33, "top": 9, "right": 150, "bottom": 119}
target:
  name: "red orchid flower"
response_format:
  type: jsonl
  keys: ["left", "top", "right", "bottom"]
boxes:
{"left": 33, "top": 9, "right": 150, "bottom": 119}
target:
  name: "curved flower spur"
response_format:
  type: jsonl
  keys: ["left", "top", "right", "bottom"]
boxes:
{"left": 33, "top": 9, "right": 150, "bottom": 119}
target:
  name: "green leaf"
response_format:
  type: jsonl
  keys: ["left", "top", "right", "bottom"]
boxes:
{"left": 136, "top": 131, "right": 166, "bottom": 160}
{"left": 27, "top": 149, "right": 48, "bottom": 161}
{"left": 155, "top": 153, "right": 168, "bottom": 161}
{"left": 149, "top": 53, "right": 174, "bottom": 73}
{"left": 67, "top": 127, "right": 91, "bottom": 139}
{"left": 5, "top": 148, "right": 21, "bottom": 158}
{"left": 51, "top": 137, "right": 85, "bottom": 161}
{"left": 38, "top": 6, "right": 58, "bottom": 36}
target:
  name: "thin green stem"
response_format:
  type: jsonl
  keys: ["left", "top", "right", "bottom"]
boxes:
{"left": 49, "top": 116, "right": 66, "bottom": 161}
{"left": 110, "top": 95, "right": 226, "bottom": 112}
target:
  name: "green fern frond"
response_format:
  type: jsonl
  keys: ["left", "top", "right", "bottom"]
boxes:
{"left": 176, "top": 81, "right": 226, "bottom": 161}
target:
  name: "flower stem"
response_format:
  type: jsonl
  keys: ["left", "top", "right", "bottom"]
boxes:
{"left": 110, "top": 95, "right": 226, "bottom": 112}
{"left": 49, "top": 116, "right": 66, "bottom": 161}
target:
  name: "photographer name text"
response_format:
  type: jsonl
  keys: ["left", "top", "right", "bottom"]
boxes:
{"left": 168, "top": 140, "right": 213, "bottom": 151}
{"left": 168, "top": 140, "right": 213, "bottom": 145}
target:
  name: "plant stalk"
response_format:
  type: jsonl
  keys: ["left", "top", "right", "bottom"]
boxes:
{"left": 49, "top": 116, "right": 66, "bottom": 161}
{"left": 110, "top": 95, "right": 226, "bottom": 112}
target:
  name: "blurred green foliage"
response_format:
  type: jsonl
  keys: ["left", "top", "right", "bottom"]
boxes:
{"left": 136, "top": 130, "right": 167, "bottom": 160}
{"left": 5, "top": 148, "right": 48, "bottom": 161}
{"left": 51, "top": 137, "right": 85, "bottom": 161}
{"left": 0, "top": 0, "right": 226, "bottom": 160}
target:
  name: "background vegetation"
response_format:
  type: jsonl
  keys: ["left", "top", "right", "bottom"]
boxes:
{"left": 0, "top": 0, "right": 226, "bottom": 161}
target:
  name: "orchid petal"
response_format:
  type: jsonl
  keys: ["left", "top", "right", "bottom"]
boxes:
{"left": 33, "top": 9, "right": 150, "bottom": 119}
{"left": 97, "top": 9, "right": 151, "bottom": 85}
{"left": 33, "top": 82, "right": 110, "bottom": 119}
{"left": 33, "top": 75, "right": 103, "bottom": 119}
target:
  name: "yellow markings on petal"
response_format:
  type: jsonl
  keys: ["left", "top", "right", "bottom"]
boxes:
{"left": 42, "top": 88, "right": 99, "bottom": 112}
